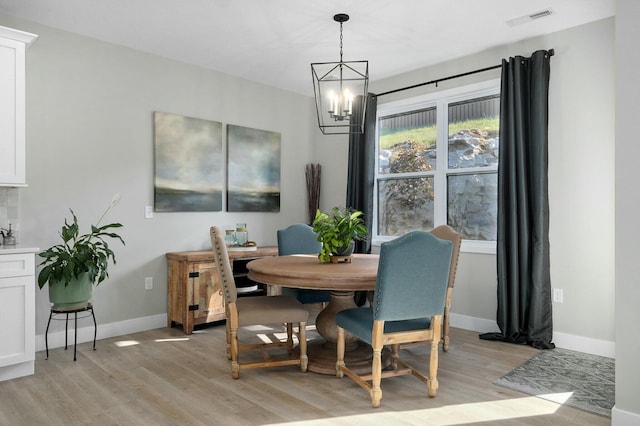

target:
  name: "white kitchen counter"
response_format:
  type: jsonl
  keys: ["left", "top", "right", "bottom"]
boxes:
{"left": 0, "top": 246, "right": 39, "bottom": 381}
{"left": 0, "top": 245, "right": 39, "bottom": 254}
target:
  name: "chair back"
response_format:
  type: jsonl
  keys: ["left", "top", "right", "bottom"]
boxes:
{"left": 374, "top": 231, "right": 452, "bottom": 322}
{"left": 210, "top": 226, "right": 237, "bottom": 303}
{"left": 430, "top": 225, "right": 461, "bottom": 289}
{"left": 277, "top": 223, "right": 322, "bottom": 255}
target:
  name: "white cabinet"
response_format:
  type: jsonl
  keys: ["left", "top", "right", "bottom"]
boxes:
{"left": 0, "top": 248, "right": 37, "bottom": 381}
{"left": 0, "top": 26, "right": 37, "bottom": 186}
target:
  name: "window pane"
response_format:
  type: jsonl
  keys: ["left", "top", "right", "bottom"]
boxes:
{"left": 447, "top": 173, "right": 497, "bottom": 240}
{"left": 448, "top": 95, "right": 499, "bottom": 169}
{"left": 379, "top": 107, "right": 437, "bottom": 174}
{"left": 378, "top": 177, "right": 434, "bottom": 236}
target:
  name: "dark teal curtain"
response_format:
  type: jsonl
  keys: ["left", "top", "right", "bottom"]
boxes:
{"left": 481, "top": 50, "right": 555, "bottom": 350}
{"left": 346, "top": 93, "right": 377, "bottom": 255}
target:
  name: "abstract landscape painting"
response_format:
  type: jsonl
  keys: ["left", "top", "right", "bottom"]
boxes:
{"left": 227, "top": 124, "right": 280, "bottom": 212}
{"left": 154, "top": 111, "right": 223, "bottom": 211}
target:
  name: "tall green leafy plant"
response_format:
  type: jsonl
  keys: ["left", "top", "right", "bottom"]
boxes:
{"left": 312, "top": 207, "right": 368, "bottom": 263}
{"left": 38, "top": 194, "right": 125, "bottom": 289}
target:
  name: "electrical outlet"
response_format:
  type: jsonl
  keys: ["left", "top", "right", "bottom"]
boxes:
{"left": 145, "top": 277, "right": 153, "bottom": 290}
{"left": 553, "top": 288, "right": 563, "bottom": 303}
{"left": 145, "top": 205, "right": 154, "bottom": 219}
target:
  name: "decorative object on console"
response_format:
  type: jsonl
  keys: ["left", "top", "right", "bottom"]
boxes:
{"left": 227, "top": 124, "right": 281, "bottom": 212}
{"left": 234, "top": 223, "right": 248, "bottom": 246}
{"left": 37, "top": 194, "right": 125, "bottom": 309}
{"left": 154, "top": 111, "right": 223, "bottom": 212}
{"left": 312, "top": 206, "right": 368, "bottom": 263}
{"left": 311, "top": 14, "right": 368, "bottom": 135}
{"left": 224, "top": 229, "right": 237, "bottom": 246}
{"left": 225, "top": 223, "right": 258, "bottom": 252}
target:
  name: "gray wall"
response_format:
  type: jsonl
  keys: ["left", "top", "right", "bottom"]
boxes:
{"left": 316, "top": 18, "right": 616, "bottom": 356}
{"left": 0, "top": 13, "right": 317, "bottom": 333}
{"left": 615, "top": 0, "right": 640, "bottom": 423}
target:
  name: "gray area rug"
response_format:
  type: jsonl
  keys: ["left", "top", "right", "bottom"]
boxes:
{"left": 495, "top": 348, "right": 614, "bottom": 417}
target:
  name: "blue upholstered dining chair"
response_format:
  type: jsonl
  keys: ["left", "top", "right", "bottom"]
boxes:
{"left": 335, "top": 230, "right": 453, "bottom": 408}
{"left": 399, "top": 224, "right": 462, "bottom": 352}
{"left": 277, "top": 224, "right": 331, "bottom": 305}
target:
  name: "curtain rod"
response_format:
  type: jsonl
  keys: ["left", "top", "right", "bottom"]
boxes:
{"left": 376, "top": 48, "right": 555, "bottom": 97}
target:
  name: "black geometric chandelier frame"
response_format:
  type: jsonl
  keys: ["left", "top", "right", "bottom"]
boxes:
{"left": 311, "top": 13, "right": 369, "bottom": 135}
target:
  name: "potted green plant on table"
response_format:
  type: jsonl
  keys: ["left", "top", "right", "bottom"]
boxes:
{"left": 37, "top": 194, "right": 125, "bottom": 309}
{"left": 312, "top": 206, "right": 368, "bottom": 263}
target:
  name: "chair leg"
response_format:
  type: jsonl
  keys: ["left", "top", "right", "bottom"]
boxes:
{"left": 371, "top": 345, "right": 383, "bottom": 408}
{"left": 225, "top": 320, "right": 232, "bottom": 360}
{"left": 299, "top": 321, "right": 308, "bottom": 372}
{"left": 230, "top": 326, "right": 240, "bottom": 379}
{"left": 443, "top": 307, "right": 450, "bottom": 352}
{"left": 286, "top": 323, "right": 294, "bottom": 353}
{"left": 390, "top": 344, "right": 400, "bottom": 370}
{"left": 336, "top": 326, "right": 345, "bottom": 378}
{"left": 428, "top": 319, "right": 442, "bottom": 397}
{"left": 369, "top": 321, "right": 385, "bottom": 407}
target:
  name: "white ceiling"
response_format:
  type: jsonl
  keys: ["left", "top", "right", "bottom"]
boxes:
{"left": 0, "top": 0, "right": 614, "bottom": 96}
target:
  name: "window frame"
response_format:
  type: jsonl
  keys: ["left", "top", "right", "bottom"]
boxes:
{"left": 373, "top": 79, "right": 500, "bottom": 254}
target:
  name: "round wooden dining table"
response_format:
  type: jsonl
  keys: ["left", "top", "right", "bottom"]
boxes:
{"left": 247, "top": 253, "right": 386, "bottom": 374}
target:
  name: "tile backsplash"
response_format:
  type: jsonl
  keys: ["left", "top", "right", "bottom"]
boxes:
{"left": 0, "top": 187, "right": 20, "bottom": 241}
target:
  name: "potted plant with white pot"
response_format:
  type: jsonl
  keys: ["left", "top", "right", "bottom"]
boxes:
{"left": 37, "top": 194, "right": 125, "bottom": 309}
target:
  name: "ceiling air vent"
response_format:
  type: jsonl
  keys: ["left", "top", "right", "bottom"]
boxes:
{"left": 506, "top": 8, "right": 553, "bottom": 27}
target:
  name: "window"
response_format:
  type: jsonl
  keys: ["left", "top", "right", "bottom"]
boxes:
{"left": 374, "top": 80, "right": 500, "bottom": 253}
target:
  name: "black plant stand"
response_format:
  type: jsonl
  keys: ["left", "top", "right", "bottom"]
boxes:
{"left": 45, "top": 303, "right": 97, "bottom": 361}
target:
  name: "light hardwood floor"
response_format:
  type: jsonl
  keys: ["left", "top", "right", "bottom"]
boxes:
{"left": 0, "top": 323, "right": 609, "bottom": 425}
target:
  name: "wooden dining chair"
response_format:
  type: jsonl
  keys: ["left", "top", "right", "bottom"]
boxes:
{"left": 335, "top": 231, "right": 452, "bottom": 407}
{"left": 429, "top": 225, "right": 462, "bottom": 351}
{"left": 277, "top": 224, "right": 331, "bottom": 305}
{"left": 210, "top": 226, "right": 308, "bottom": 379}
{"left": 397, "top": 225, "right": 463, "bottom": 352}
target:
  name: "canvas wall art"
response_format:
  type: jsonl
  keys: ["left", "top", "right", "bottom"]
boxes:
{"left": 154, "top": 111, "right": 223, "bottom": 211}
{"left": 227, "top": 124, "right": 281, "bottom": 212}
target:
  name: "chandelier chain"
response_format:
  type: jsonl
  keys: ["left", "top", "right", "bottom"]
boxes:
{"left": 339, "top": 22, "right": 343, "bottom": 62}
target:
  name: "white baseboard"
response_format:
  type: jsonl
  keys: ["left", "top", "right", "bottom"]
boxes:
{"left": 449, "top": 312, "right": 501, "bottom": 334}
{"left": 36, "top": 313, "right": 167, "bottom": 352}
{"left": 0, "top": 360, "right": 34, "bottom": 382}
{"left": 612, "top": 406, "right": 640, "bottom": 426}
{"left": 552, "top": 330, "right": 615, "bottom": 358}
{"left": 449, "top": 313, "right": 615, "bottom": 358}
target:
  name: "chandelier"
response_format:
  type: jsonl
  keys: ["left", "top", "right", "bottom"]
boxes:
{"left": 311, "top": 14, "right": 369, "bottom": 135}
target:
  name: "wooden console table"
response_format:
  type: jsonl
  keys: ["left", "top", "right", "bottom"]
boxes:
{"left": 166, "top": 246, "right": 278, "bottom": 334}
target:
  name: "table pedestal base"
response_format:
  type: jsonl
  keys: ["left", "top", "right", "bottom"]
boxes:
{"left": 307, "top": 340, "right": 390, "bottom": 375}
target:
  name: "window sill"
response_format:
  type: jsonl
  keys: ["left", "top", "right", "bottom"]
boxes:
{"left": 371, "top": 237, "right": 496, "bottom": 255}
{"left": 460, "top": 240, "right": 496, "bottom": 255}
